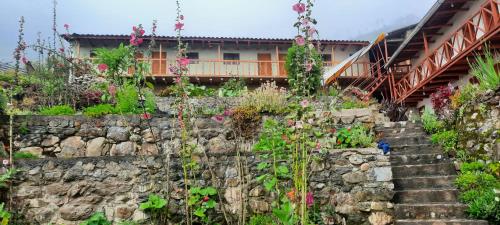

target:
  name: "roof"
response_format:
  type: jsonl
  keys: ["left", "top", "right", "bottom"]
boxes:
{"left": 62, "top": 33, "right": 369, "bottom": 46}
{"left": 385, "top": 0, "right": 472, "bottom": 67}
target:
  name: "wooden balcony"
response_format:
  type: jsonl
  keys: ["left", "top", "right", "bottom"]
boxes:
{"left": 83, "top": 57, "right": 372, "bottom": 80}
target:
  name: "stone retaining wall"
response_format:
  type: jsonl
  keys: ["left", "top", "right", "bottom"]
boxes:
{"left": 10, "top": 148, "right": 393, "bottom": 225}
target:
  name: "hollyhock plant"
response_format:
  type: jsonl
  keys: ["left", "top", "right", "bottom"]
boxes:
{"left": 21, "top": 56, "right": 28, "bottom": 64}
{"left": 292, "top": 2, "right": 306, "bottom": 13}
{"left": 2, "top": 160, "right": 8, "bottom": 165}
{"left": 108, "top": 84, "right": 116, "bottom": 97}
{"left": 300, "top": 99, "right": 309, "bottom": 108}
{"left": 306, "top": 192, "right": 314, "bottom": 208}
{"left": 64, "top": 23, "right": 69, "bottom": 29}
{"left": 177, "top": 57, "right": 190, "bottom": 67}
{"left": 212, "top": 115, "right": 225, "bottom": 123}
{"left": 98, "top": 63, "right": 108, "bottom": 73}
{"left": 295, "top": 36, "right": 305, "bottom": 46}
{"left": 175, "top": 22, "right": 184, "bottom": 31}
{"left": 141, "top": 113, "right": 152, "bottom": 120}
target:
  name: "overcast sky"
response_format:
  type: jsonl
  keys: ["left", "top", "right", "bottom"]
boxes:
{"left": 0, "top": 0, "right": 436, "bottom": 61}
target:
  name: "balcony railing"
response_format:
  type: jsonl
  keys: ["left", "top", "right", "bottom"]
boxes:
{"left": 82, "top": 57, "right": 371, "bottom": 78}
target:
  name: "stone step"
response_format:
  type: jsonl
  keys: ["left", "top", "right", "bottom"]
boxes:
{"left": 394, "top": 189, "right": 459, "bottom": 203}
{"left": 375, "top": 121, "right": 422, "bottom": 129}
{"left": 392, "top": 163, "right": 456, "bottom": 178}
{"left": 384, "top": 136, "right": 431, "bottom": 146}
{"left": 395, "top": 203, "right": 469, "bottom": 220}
{"left": 380, "top": 131, "right": 428, "bottom": 138}
{"left": 395, "top": 219, "right": 489, "bottom": 225}
{"left": 390, "top": 144, "right": 442, "bottom": 155}
{"left": 390, "top": 153, "right": 450, "bottom": 166}
{"left": 393, "top": 175, "right": 457, "bottom": 190}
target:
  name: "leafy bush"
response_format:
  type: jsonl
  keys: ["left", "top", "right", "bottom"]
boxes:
{"left": 0, "top": 202, "right": 10, "bottom": 225}
{"left": 139, "top": 194, "right": 167, "bottom": 211}
{"left": 13, "top": 152, "right": 39, "bottom": 160}
{"left": 94, "top": 43, "right": 133, "bottom": 80}
{"left": 80, "top": 212, "right": 111, "bottom": 225}
{"left": 430, "top": 85, "right": 453, "bottom": 114}
{"left": 39, "top": 105, "right": 75, "bottom": 116}
{"left": 470, "top": 47, "right": 500, "bottom": 91}
{"left": 421, "top": 108, "right": 443, "bottom": 134}
{"left": 248, "top": 214, "right": 274, "bottom": 225}
{"left": 186, "top": 83, "right": 216, "bottom": 97}
{"left": 115, "top": 83, "right": 139, "bottom": 113}
{"left": 0, "top": 168, "right": 17, "bottom": 188}
{"left": 218, "top": 78, "right": 247, "bottom": 97}
{"left": 431, "top": 130, "right": 458, "bottom": 153}
{"left": 240, "top": 81, "right": 287, "bottom": 114}
{"left": 456, "top": 161, "right": 500, "bottom": 223}
{"left": 143, "top": 89, "right": 157, "bottom": 113}
{"left": 452, "top": 83, "right": 480, "bottom": 108}
{"left": 0, "top": 88, "right": 7, "bottom": 114}
{"left": 285, "top": 44, "right": 323, "bottom": 96}
{"left": 231, "top": 106, "right": 262, "bottom": 139}
{"left": 336, "top": 124, "right": 374, "bottom": 148}
{"left": 83, "top": 104, "right": 116, "bottom": 117}
{"left": 350, "top": 124, "right": 375, "bottom": 147}
{"left": 188, "top": 186, "right": 218, "bottom": 223}
{"left": 341, "top": 99, "right": 368, "bottom": 109}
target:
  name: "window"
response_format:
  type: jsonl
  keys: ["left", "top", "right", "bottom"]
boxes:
{"left": 321, "top": 54, "right": 332, "bottom": 62}
{"left": 186, "top": 52, "right": 199, "bottom": 64}
{"left": 223, "top": 53, "right": 240, "bottom": 65}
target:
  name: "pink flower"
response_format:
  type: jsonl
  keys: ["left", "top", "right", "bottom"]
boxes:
{"left": 223, "top": 109, "right": 233, "bottom": 116}
{"left": 139, "top": 29, "right": 145, "bottom": 36}
{"left": 21, "top": 57, "right": 28, "bottom": 64}
{"left": 295, "top": 36, "right": 305, "bottom": 46}
{"left": 315, "top": 142, "right": 321, "bottom": 150}
{"left": 308, "top": 27, "right": 317, "bottom": 36}
{"left": 141, "top": 113, "right": 152, "bottom": 120}
{"left": 59, "top": 48, "right": 65, "bottom": 53}
{"left": 63, "top": 24, "right": 69, "bottom": 29}
{"left": 302, "top": 18, "right": 310, "bottom": 26}
{"left": 98, "top": 64, "right": 108, "bottom": 73}
{"left": 287, "top": 119, "right": 295, "bottom": 127}
{"left": 300, "top": 99, "right": 309, "bottom": 108}
{"left": 180, "top": 15, "right": 184, "bottom": 20}
{"left": 292, "top": 2, "right": 306, "bottom": 14}
{"left": 212, "top": 115, "right": 225, "bottom": 123}
{"left": 306, "top": 192, "right": 314, "bottom": 208}
{"left": 174, "top": 77, "right": 181, "bottom": 84}
{"left": 108, "top": 84, "right": 116, "bottom": 97}
{"left": 2, "top": 160, "right": 9, "bottom": 165}
{"left": 306, "top": 63, "right": 313, "bottom": 72}
{"left": 177, "top": 57, "right": 190, "bottom": 67}
{"left": 175, "top": 22, "right": 184, "bottom": 31}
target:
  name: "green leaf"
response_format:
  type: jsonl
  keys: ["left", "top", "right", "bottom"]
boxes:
{"left": 276, "top": 165, "right": 289, "bottom": 177}
{"left": 257, "top": 162, "right": 269, "bottom": 170}
{"left": 205, "top": 199, "right": 217, "bottom": 208}
{"left": 256, "top": 174, "right": 268, "bottom": 182}
{"left": 193, "top": 208, "right": 206, "bottom": 218}
{"left": 264, "top": 177, "right": 278, "bottom": 191}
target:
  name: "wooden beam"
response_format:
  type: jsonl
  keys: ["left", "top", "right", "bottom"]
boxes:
{"left": 423, "top": 24, "right": 453, "bottom": 30}
{"left": 435, "top": 8, "right": 469, "bottom": 15}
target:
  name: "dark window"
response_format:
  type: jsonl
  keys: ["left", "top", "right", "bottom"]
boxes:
{"left": 186, "top": 52, "right": 199, "bottom": 64}
{"left": 322, "top": 54, "right": 332, "bottom": 62}
{"left": 90, "top": 50, "right": 97, "bottom": 58}
{"left": 223, "top": 53, "right": 240, "bottom": 64}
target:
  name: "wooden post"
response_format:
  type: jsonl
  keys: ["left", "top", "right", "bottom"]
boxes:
{"left": 275, "top": 45, "right": 280, "bottom": 77}
{"left": 76, "top": 42, "right": 81, "bottom": 58}
{"left": 159, "top": 43, "right": 162, "bottom": 76}
{"left": 331, "top": 45, "right": 335, "bottom": 65}
{"left": 217, "top": 44, "right": 221, "bottom": 76}
{"left": 423, "top": 32, "right": 429, "bottom": 55}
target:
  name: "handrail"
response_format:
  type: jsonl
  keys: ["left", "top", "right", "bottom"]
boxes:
{"left": 393, "top": 0, "right": 500, "bottom": 102}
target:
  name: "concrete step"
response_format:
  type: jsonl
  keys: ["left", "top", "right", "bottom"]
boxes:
{"left": 395, "top": 203, "right": 469, "bottom": 220}
{"left": 390, "top": 153, "right": 450, "bottom": 166}
{"left": 393, "top": 175, "right": 457, "bottom": 190}
{"left": 395, "top": 219, "right": 489, "bottom": 225}
{"left": 392, "top": 163, "right": 456, "bottom": 178}
{"left": 394, "top": 189, "right": 459, "bottom": 203}
{"left": 390, "top": 144, "right": 442, "bottom": 155}
{"left": 384, "top": 136, "right": 431, "bottom": 146}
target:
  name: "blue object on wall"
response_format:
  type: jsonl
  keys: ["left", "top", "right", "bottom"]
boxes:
{"left": 377, "top": 140, "right": 391, "bottom": 155}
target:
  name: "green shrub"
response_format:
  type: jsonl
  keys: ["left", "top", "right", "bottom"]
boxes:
{"left": 456, "top": 160, "right": 500, "bottom": 223}
{"left": 13, "top": 152, "right": 39, "bottom": 160}
{"left": 431, "top": 130, "right": 458, "bottom": 153}
{"left": 94, "top": 43, "right": 133, "bottom": 79}
{"left": 350, "top": 124, "right": 375, "bottom": 148}
{"left": 240, "top": 81, "right": 288, "bottom": 114}
{"left": 139, "top": 194, "right": 167, "bottom": 211}
{"left": 421, "top": 108, "right": 443, "bottom": 134}
{"left": 80, "top": 212, "right": 111, "bottom": 225}
{"left": 0, "top": 202, "right": 11, "bottom": 225}
{"left": 470, "top": 46, "right": 500, "bottom": 91}
{"left": 341, "top": 99, "right": 368, "bottom": 109}
{"left": 39, "top": 105, "right": 75, "bottom": 116}
{"left": 186, "top": 83, "right": 216, "bottom": 97}
{"left": 0, "top": 88, "right": 7, "bottom": 114}
{"left": 143, "top": 89, "right": 157, "bottom": 113}
{"left": 285, "top": 44, "right": 323, "bottom": 96}
{"left": 83, "top": 104, "right": 116, "bottom": 117}
{"left": 248, "top": 214, "right": 274, "bottom": 225}
{"left": 218, "top": 78, "right": 247, "bottom": 97}
{"left": 457, "top": 83, "right": 480, "bottom": 106}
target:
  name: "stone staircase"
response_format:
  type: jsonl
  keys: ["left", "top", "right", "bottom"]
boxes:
{"left": 376, "top": 122, "right": 489, "bottom": 225}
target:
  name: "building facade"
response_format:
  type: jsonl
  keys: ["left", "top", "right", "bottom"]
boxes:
{"left": 64, "top": 35, "right": 370, "bottom": 85}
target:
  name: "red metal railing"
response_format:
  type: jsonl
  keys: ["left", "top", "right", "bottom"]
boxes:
{"left": 393, "top": 0, "right": 500, "bottom": 103}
